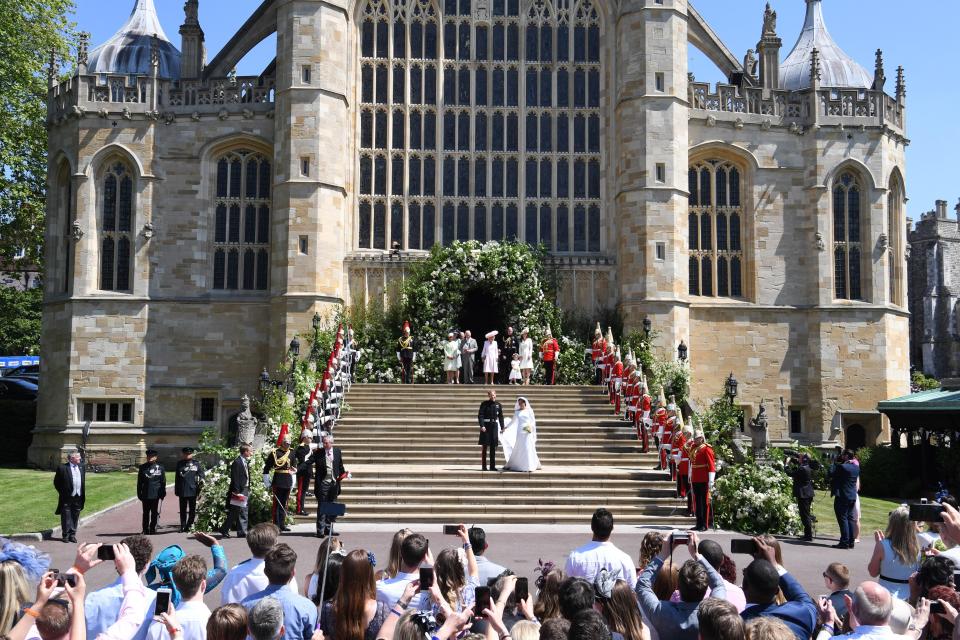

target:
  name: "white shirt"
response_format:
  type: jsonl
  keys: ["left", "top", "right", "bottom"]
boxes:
{"left": 71, "top": 463, "right": 82, "bottom": 495}
{"left": 829, "top": 625, "right": 911, "bottom": 640}
{"left": 564, "top": 540, "right": 637, "bottom": 589}
{"left": 146, "top": 600, "right": 211, "bottom": 640}
{"left": 220, "top": 558, "right": 299, "bottom": 605}
{"left": 939, "top": 546, "right": 960, "bottom": 570}
{"left": 376, "top": 571, "right": 430, "bottom": 610}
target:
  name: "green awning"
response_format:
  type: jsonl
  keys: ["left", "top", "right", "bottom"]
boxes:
{"left": 877, "top": 387, "right": 960, "bottom": 431}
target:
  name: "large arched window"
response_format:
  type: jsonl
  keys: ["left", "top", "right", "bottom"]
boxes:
{"left": 212, "top": 150, "right": 271, "bottom": 291}
{"left": 356, "top": 0, "right": 602, "bottom": 252}
{"left": 99, "top": 161, "right": 134, "bottom": 292}
{"left": 888, "top": 172, "right": 904, "bottom": 306}
{"left": 688, "top": 160, "right": 743, "bottom": 298}
{"left": 833, "top": 171, "right": 863, "bottom": 301}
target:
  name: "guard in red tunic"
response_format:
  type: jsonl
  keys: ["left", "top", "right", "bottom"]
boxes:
{"left": 671, "top": 421, "right": 688, "bottom": 498}
{"left": 625, "top": 367, "right": 640, "bottom": 424}
{"left": 637, "top": 381, "right": 652, "bottom": 453}
{"left": 689, "top": 429, "right": 716, "bottom": 531}
{"left": 654, "top": 405, "right": 669, "bottom": 470}
{"left": 610, "top": 349, "right": 624, "bottom": 415}
{"left": 677, "top": 427, "right": 695, "bottom": 516}
{"left": 591, "top": 323, "right": 606, "bottom": 385}
{"left": 540, "top": 329, "right": 560, "bottom": 385}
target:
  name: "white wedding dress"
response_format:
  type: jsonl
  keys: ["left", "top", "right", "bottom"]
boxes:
{"left": 501, "top": 397, "right": 541, "bottom": 472}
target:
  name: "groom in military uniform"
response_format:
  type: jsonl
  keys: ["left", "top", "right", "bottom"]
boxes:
{"left": 477, "top": 390, "right": 505, "bottom": 471}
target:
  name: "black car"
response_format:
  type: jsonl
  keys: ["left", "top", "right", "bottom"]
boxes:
{"left": 0, "top": 377, "right": 37, "bottom": 464}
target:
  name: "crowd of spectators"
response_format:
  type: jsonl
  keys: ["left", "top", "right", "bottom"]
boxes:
{"left": 1, "top": 503, "right": 959, "bottom": 640}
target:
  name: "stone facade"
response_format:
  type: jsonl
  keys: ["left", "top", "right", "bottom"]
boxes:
{"left": 34, "top": 0, "right": 911, "bottom": 467}
{"left": 908, "top": 199, "right": 960, "bottom": 380}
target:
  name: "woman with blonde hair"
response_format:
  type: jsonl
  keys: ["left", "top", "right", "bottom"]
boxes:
{"left": 0, "top": 561, "right": 31, "bottom": 634}
{"left": 434, "top": 525, "right": 480, "bottom": 613}
{"left": 322, "top": 549, "right": 389, "bottom": 640}
{"left": 638, "top": 532, "right": 664, "bottom": 573}
{"left": 599, "top": 580, "right": 650, "bottom": 640}
{"left": 377, "top": 528, "right": 412, "bottom": 581}
{"left": 868, "top": 505, "right": 921, "bottom": 599}
{"left": 510, "top": 620, "right": 541, "bottom": 640}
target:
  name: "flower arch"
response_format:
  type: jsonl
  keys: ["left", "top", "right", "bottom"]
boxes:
{"left": 361, "top": 241, "right": 563, "bottom": 382}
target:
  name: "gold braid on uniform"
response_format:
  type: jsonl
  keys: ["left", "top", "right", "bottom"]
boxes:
{"left": 399, "top": 336, "right": 413, "bottom": 350}
{"left": 271, "top": 448, "right": 292, "bottom": 471}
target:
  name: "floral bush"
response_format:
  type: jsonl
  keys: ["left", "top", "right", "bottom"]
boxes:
{"left": 713, "top": 460, "right": 801, "bottom": 535}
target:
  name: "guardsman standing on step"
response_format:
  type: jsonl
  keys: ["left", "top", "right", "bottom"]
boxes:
{"left": 137, "top": 449, "right": 166, "bottom": 535}
{"left": 689, "top": 428, "right": 716, "bottom": 531}
{"left": 264, "top": 434, "right": 296, "bottom": 531}
{"left": 610, "top": 349, "right": 624, "bottom": 415}
{"left": 540, "top": 328, "right": 560, "bottom": 385}
{"left": 397, "top": 321, "right": 416, "bottom": 384}
{"left": 638, "top": 381, "right": 652, "bottom": 453}
{"left": 174, "top": 447, "right": 204, "bottom": 532}
{"left": 591, "top": 323, "right": 606, "bottom": 385}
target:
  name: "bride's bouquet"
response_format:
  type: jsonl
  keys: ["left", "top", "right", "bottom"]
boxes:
{"left": 523, "top": 426, "right": 532, "bottom": 434}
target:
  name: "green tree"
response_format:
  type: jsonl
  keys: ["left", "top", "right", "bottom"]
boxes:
{"left": 0, "top": 286, "right": 43, "bottom": 355}
{"left": 0, "top": 0, "right": 76, "bottom": 266}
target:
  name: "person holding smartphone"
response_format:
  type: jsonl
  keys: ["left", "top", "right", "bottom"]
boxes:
{"left": 434, "top": 524, "right": 480, "bottom": 614}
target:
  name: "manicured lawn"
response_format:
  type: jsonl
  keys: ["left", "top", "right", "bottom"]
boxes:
{"left": 811, "top": 490, "right": 901, "bottom": 538}
{"left": 0, "top": 468, "right": 173, "bottom": 534}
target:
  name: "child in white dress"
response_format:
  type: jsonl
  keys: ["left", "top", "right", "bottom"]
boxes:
{"left": 509, "top": 353, "right": 522, "bottom": 384}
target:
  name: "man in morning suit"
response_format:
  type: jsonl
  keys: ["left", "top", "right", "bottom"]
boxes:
{"left": 829, "top": 449, "right": 860, "bottom": 549}
{"left": 315, "top": 433, "right": 347, "bottom": 538}
{"left": 477, "top": 390, "right": 505, "bottom": 471}
{"left": 137, "top": 449, "right": 166, "bottom": 535}
{"left": 54, "top": 450, "right": 86, "bottom": 543}
{"left": 221, "top": 443, "right": 253, "bottom": 538}
{"left": 740, "top": 537, "right": 817, "bottom": 640}
{"left": 786, "top": 454, "right": 819, "bottom": 542}
{"left": 175, "top": 447, "right": 205, "bottom": 532}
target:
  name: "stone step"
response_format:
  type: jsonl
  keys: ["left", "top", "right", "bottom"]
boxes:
{"left": 337, "top": 466, "right": 669, "bottom": 482}
{"left": 334, "top": 434, "right": 642, "bottom": 444}
{"left": 342, "top": 490, "right": 682, "bottom": 503}
{"left": 336, "top": 418, "right": 634, "bottom": 427}
{"left": 295, "top": 507, "right": 693, "bottom": 525}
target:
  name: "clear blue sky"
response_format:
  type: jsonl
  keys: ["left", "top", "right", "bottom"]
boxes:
{"left": 73, "top": 0, "right": 958, "bottom": 221}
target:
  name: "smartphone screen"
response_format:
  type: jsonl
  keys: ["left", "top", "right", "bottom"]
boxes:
{"left": 443, "top": 525, "right": 459, "bottom": 535}
{"left": 730, "top": 539, "right": 757, "bottom": 555}
{"left": 154, "top": 588, "right": 171, "bottom": 616}
{"left": 97, "top": 545, "right": 116, "bottom": 561}
{"left": 515, "top": 577, "right": 529, "bottom": 602}
{"left": 475, "top": 585, "right": 491, "bottom": 612}
{"left": 419, "top": 567, "right": 434, "bottom": 591}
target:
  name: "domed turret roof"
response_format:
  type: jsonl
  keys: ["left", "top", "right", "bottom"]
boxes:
{"left": 87, "top": 0, "right": 181, "bottom": 80}
{"left": 779, "top": 0, "right": 872, "bottom": 91}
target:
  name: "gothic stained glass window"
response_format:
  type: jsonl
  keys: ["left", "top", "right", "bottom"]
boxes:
{"left": 212, "top": 150, "right": 271, "bottom": 290}
{"left": 356, "top": 0, "right": 603, "bottom": 252}
{"left": 687, "top": 160, "right": 745, "bottom": 298}
{"left": 99, "top": 162, "right": 134, "bottom": 291}
{"left": 833, "top": 171, "right": 863, "bottom": 301}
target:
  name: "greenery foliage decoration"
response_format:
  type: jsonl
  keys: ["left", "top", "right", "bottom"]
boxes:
{"left": 911, "top": 371, "right": 940, "bottom": 393}
{"left": 694, "top": 394, "right": 744, "bottom": 464}
{"left": 713, "top": 459, "right": 801, "bottom": 535}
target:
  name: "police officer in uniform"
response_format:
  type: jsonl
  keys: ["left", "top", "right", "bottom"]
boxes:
{"left": 477, "top": 389, "right": 505, "bottom": 471}
{"left": 137, "top": 449, "right": 166, "bottom": 534}
{"left": 174, "top": 447, "right": 205, "bottom": 532}
{"left": 264, "top": 434, "right": 296, "bottom": 531}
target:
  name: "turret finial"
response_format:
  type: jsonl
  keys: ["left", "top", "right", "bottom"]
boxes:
{"left": 183, "top": 0, "right": 199, "bottom": 25}
{"left": 78, "top": 32, "right": 90, "bottom": 68}
{"left": 809, "top": 47, "right": 821, "bottom": 85}
{"left": 150, "top": 33, "right": 160, "bottom": 69}
{"left": 47, "top": 46, "right": 58, "bottom": 87}
{"left": 762, "top": 2, "right": 777, "bottom": 37}
{"left": 896, "top": 66, "right": 906, "bottom": 100}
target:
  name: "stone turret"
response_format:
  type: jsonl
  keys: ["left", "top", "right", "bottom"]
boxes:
{"left": 178, "top": 0, "right": 205, "bottom": 80}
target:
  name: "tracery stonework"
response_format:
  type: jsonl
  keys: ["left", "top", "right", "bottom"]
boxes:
{"left": 34, "top": 0, "right": 910, "bottom": 467}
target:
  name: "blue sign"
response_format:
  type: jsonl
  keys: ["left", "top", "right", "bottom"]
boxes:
{"left": 0, "top": 356, "right": 39, "bottom": 370}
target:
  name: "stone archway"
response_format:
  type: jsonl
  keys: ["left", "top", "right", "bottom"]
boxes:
{"left": 456, "top": 286, "right": 511, "bottom": 341}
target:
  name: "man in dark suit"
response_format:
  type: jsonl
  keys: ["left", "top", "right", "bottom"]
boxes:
{"left": 786, "top": 454, "right": 819, "bottom": 542}
{"left": 477, "top": 390, "right": 505, "bottom": 471}
{"left": 741, "top": 537, "right": 817, "bottom": 640}
{"left": 53, "top": 450, "right": 86, "bottom": 543}
{"left": 829, "top": 449, "right": 860, "bottom": 549}
{"left": 221, "top": 443, "right": 253, "bottom": 538}
{"left": 314, "top": 433, "right": 347, "bottom": 538}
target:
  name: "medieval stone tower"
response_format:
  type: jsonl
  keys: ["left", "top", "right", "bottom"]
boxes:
{"left": 33, "top": 0, "right": 910, "bottom": 466}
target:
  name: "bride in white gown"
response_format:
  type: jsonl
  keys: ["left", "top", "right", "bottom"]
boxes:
{"left": 501, "top": 396, "right": 541, "bottom": 471}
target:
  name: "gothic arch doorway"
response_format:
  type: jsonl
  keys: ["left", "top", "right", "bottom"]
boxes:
{"left": 456, "top": 287, "right": 510, "bottom": 342}
{"left": 845, "top": 423, "right": 866, "bottom": 451}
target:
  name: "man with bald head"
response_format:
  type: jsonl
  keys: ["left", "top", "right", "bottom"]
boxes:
{"left": 815, "top": 581, "right": 912, "bottom": 640}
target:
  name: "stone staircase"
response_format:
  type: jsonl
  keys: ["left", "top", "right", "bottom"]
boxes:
{"left": 299, "top": 384, "right": 695, "bottom": 525}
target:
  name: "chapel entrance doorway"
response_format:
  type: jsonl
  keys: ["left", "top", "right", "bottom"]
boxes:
{"left": 456, "top": 287, "right": 510, "bottom": 344}
{"left": 845, "top": 423, "right": 866, "bottom": 451}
